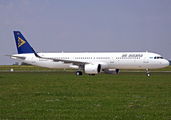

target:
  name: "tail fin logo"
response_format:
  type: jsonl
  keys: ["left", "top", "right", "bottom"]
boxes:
{"left": 18, "top": 37, "right": 26, "bottom": 48}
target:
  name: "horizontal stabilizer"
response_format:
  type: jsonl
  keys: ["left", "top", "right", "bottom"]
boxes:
{"left": 3, "top": 54, "right": 26, "bottom": 60}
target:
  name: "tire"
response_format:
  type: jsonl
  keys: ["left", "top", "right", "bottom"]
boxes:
{"left": 89, "top": 74, "right": 95, "bottom": 76}
{"left": 146, "top": 73, "right": 151, "bottom": 77}
{"left": 76, "top": 71, "right": 82, "bottom": 76}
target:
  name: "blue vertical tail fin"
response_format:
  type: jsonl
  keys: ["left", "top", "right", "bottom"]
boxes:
{"left": 13, "top": 31, "right": 34, "bottom": 54}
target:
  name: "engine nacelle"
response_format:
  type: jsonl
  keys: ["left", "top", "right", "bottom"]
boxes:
{"left": 103, "top": 69, "right": 120, "bottom": 74}
{"left": 84, "top": 64, "right": 101, "bottom": 74}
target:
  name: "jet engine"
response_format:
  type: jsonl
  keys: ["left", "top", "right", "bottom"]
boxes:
{"left": 84, "top": 64, "right": 101, "bottom": 74}
{"left": 103, "top": 69, "right": 120, "bottom": 74}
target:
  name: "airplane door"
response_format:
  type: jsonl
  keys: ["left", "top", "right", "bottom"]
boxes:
{"left": 72, "top": 56, "right": 75, "bottom": 60}
{"left": 143, "top": 53, "right": 149, "bottom": 63}
{"left": 110, "top": 56, "right": 114, "bottom": 63}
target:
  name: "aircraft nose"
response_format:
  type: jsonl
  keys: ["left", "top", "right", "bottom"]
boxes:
{"left": 164, "top": 59, "right": 170, "bottom": 67}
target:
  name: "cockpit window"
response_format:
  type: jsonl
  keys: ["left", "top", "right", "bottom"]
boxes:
{"left": 154, "top": 56, "right": 163, "bottom": 59}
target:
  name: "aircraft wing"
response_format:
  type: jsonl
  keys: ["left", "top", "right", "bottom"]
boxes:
{"left": 32, "top": 48, "right": 89, "bottom": 66}
{"left": 47, "top": 58, "right": 88, "bottom": 65}
{"left": 53, "top": 59, "right": 88, "bottom": 65}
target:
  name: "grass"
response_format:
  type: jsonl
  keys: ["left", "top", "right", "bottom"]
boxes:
{"left": 0, "top": 72, "right": 171, "bottom": 119}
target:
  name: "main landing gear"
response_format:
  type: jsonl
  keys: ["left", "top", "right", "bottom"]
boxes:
{"left": 146, "top": 69, "right": 151, "bottom": 77}
{"left": 76, "top": 65, "right": 83, "bottom": 76}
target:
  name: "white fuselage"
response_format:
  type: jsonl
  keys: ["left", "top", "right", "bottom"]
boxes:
{"left": 12, "top": 52, "right": 169, "bottom": 70}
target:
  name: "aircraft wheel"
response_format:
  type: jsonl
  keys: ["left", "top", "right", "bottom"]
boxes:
{"left": 89, "top": 74, "right": 95, "bottom": 76}
{"left": 76, "top": 71, "right": 82, "bottom": 76}
{"left": 146, "top": 73, "right": 151, "bottom": 77}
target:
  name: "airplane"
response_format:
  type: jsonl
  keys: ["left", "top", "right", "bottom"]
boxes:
{"left": 4, "top": 31, "right": 169, "bottom": 76}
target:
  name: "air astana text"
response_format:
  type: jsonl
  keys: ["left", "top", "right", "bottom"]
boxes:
{"left": 116, "top": 54, "right": 144, "bottom": 59}
{"left": 122, "top": 54, "right": 143, "bottom": 58}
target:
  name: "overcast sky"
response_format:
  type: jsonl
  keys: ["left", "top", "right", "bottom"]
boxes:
{"left": 0, "top": 0, "right": 171, "bottom": 65}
